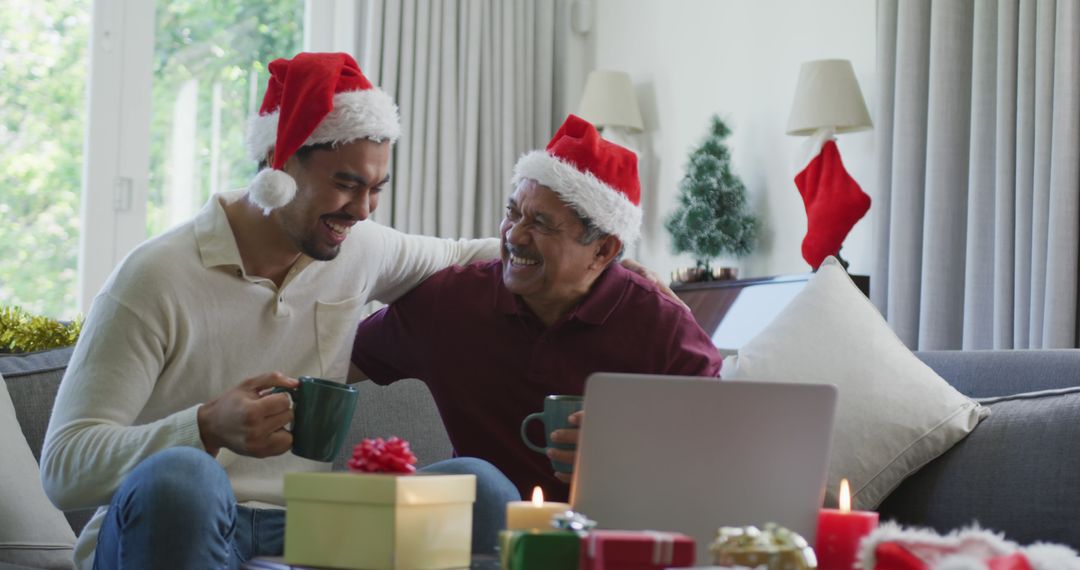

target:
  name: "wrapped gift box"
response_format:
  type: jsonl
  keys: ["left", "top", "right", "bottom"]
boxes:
{"left": 710, "top": 525, "right": 816, "bottom": 570}
{"left": 499, "top": 529, "right": 581, "bottom": 570}
{"left": 580, "top": 530, "right": 696, "bottom": 570}
{"left": 283, "top": 472, "right": 475, "bottom": 570}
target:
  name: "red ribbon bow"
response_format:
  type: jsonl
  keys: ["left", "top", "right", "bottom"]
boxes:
{"left": 347, "top": 436, "right": 418, "bottom": 474}
{"left": 875, "top": 543, "right": 1033, "bottom": 570}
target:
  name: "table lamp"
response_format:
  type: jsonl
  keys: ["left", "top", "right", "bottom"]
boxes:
{"left": 786, "top": 59, "right": 872, "bottom": 270}
{"left": 577, "top": 70, "right": 645, "bottom": 141}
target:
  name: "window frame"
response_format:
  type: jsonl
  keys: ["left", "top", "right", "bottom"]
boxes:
{"left": 79, "top": 0, "right": 327, "bottom": 311}
{"left": 79, "top": 0, "right": 155, "bottom": 311}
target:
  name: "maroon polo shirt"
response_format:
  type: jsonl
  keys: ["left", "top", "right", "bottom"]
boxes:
{"left": 351, "top": 260, "right": 721, "bottom": 501}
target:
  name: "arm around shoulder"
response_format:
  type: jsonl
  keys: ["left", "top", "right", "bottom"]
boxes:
{"left": 365, "top": 222, "right": 499, "bottom": 303}
{"left": 351, "top": 287, "right": 434, "bottom": 385}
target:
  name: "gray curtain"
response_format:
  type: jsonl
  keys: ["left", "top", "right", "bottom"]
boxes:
{"left": 874, "top": 0, "right": 1080, "bottom": 350}
{"left": 354, "top": 0, "right": 573, "bottom": 239}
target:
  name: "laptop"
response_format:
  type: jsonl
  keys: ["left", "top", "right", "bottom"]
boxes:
{"left": 569, "top": 373, "right": 837, "bottom": 562}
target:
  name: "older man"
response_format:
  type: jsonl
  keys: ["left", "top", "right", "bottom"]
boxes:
{"left": 351, "top": 114, "right": 722, "bottom": 502}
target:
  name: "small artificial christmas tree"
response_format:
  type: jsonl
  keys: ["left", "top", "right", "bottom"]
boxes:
{"left": 665, "top": 115, "right": 759, "bottom": 279}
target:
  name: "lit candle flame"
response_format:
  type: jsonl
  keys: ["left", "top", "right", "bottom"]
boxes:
{"left": 531, "top": 486, "right": 544, "bottom": 506}
{"left": 839, "top": 478, "right": 851, "bottom": 513}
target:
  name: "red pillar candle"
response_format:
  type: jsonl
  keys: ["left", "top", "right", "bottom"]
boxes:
{"left": 816, "top": 479, "right": 879, "bottom": 570}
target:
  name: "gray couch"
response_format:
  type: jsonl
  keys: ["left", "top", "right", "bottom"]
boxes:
{"left": 2, "top": 347, "right": 1079, "bottom": 569}
{"left": 0, "top": 347, "right": 455, "bottom": 570}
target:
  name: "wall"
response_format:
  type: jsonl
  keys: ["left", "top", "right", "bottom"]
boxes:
{"left": 590, "top": 0, "right": 877, "bottom": 280}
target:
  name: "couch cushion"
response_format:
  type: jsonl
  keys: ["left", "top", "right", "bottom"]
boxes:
{"left": 0, "top": 347, "right": 73, "bottom": 464}
{"left": 723, "top": 257, "right": 988, "bottom": 510}
{"left": 878, "top": 387, "right": 1080, "bottom": 549}
{"left": 0, "top": 370, "right": 76, "bottom": 570}
{"left": 0, "top": 346, "right": 73, "bottom": 375}
{"left": 916, "top": 349, "right": 1080, "bottom": 398}
{"left": 0, "top": 348, "right": 96, "bottom": 536}
{"left": 333, "top": 378, "right": 454, "bottom": 470}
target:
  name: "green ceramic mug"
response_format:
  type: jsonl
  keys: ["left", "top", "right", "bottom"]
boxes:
{"left": 274, "top": 376, "right": 358, "bottom": 462}
{"left": 520, "top": 395, "right": 584, "bottom": 473}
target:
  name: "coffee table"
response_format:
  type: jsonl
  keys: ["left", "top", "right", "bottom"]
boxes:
{"left": 243, "top": 554, "right": 500, "bottom": 570}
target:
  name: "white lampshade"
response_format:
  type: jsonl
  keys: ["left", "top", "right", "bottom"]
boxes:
{"left": 577, "top": 70, "right": 645, "bottom": 133}
{"left": 786, "top": 59, "right": 872, "bottom": 136}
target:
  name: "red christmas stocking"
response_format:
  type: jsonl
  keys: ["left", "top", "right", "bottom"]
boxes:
{"left": 794, "top": 139, "right": 871, "bottom": 269}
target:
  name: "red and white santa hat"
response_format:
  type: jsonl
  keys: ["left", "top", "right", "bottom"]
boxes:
{"left": 244, "top": 52, "right": 400, "bottom": 214}
{"left": 511, "top": 114, "right": 641, "bottom": 245}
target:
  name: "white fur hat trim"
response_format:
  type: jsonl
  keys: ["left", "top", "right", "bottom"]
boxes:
{"left": 244, "top": 88, "right": 401, "bottom": 163}
{"left": 511, "top": 150, "right": 642, "bottom": 245}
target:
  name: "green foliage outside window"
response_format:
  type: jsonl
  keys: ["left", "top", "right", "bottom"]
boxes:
{"left": 147, "top": 1, "right": 303, "bottom": 235}
{"left": 0, "top": 0, "right": 89, "bottom": 320}
{"left": 0, "top": 0, "right": 302, "bottom": 319}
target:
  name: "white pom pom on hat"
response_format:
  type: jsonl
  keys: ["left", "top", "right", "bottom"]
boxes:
{"left": 249, "top": 169, "right": 297, "bottom": 215}
{"left": 244, "top": 52, "right": 401, "bottom": 214}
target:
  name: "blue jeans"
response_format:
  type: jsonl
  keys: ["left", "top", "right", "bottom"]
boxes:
{"left": 94, "top": 448, "right": 520, "bottom": 569}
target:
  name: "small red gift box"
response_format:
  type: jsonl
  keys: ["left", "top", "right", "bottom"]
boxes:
{"left": 580, "top": 530, "right": 695, "bottom": 570}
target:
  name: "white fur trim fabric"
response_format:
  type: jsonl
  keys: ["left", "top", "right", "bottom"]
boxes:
{"left": 244, "top": 88, "right": 401, "bottom": 163}
{"left": 249, "top": 168, "right": 297, "bottom": 215}
{"left": 858, "top": 522, "right": 1080, "bottom": 570}
{"left": 1026, "top": 544, "right": 1080, "bottom": 570}
{"left": 791, "top": 126, "right": 837, "bottom": 177}
{"left": 511, "top": 150, "right": 642, "bottom": 245}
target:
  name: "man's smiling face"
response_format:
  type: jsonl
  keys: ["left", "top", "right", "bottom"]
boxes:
{"left": 499, "top": 179, "right": 604, "bottom": 307}
{"left": 275, "top": 138, "right": 391, "bottom": 260}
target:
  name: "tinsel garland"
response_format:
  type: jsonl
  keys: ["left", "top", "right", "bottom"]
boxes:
{"left": 0, "top": 305, "right": 82, "bottom": 353}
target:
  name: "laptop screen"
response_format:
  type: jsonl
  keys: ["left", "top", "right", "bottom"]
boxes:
{"left": 570, "top": 373, "right": 837, "bottom": 563}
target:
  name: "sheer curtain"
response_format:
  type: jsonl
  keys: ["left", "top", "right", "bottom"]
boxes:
{"left": 873, "top": 0, "right": 1080, "bottom": 350}
{"left": 344, "top": 0, "right": 581, "bottom": 239}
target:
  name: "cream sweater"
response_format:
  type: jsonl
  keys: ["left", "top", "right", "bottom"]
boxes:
{"left": 40, "top": 191, "right": 498, "bottom": 568}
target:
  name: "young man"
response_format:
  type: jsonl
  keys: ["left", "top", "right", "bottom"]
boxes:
{"left": 40, "top": 52, "right": 516, "bottom": 569}
{"left": 351, "top": 115, "right": 722, "bottom": 502}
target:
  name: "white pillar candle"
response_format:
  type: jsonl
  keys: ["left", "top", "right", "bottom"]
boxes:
{"left": 505, "top": 486, "right": 571, "bottom": 531}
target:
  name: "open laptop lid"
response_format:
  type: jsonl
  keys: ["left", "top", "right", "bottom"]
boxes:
{"left": 569, "top": 374, "right": 837, "bottom": 562}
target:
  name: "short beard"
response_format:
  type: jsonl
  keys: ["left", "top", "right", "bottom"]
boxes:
{"left": 279, "top": 210, "right": 343, "bottom": 261}
{"left": 298, "top": 237, "right": 341, "bottom": 261}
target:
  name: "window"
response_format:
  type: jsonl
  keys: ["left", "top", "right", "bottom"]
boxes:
{"left": 148, "top": 1, "right": 304, "bottom": 235}
{"left": 0, "top": 0, "right": 305, "bottom": 318}
{"left": 0, "top": 0, "right": 90, "bottom": 319}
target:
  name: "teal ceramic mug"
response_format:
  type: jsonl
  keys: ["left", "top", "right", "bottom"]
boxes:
{"left": 520, "top": 395, "right": 584, "bottom": 473}
{"left": 273, "top": 376, "right": 358, "bottom": 462}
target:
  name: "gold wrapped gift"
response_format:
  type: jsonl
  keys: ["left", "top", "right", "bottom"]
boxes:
{"left": 711, "top": 523, "right": 817, "bottom": 570}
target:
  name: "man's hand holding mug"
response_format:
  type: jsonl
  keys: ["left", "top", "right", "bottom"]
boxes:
{"left": 521, "top": 395, "right": 585, "bottom": 482}
{"left": 547, "top": 410, "right": 584, "bottom": 483}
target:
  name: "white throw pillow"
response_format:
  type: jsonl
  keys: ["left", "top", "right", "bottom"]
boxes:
{"left": 0, "top": 371, "right": 77, "bottom": 570}
{"left": 723, "top": 257, "right": 988, "bottom": 510}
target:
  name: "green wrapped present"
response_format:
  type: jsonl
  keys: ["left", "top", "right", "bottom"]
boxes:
{"left": 499, "top": 530, "right": 580, "bottom": 570}
{"left": 710, "top": 523, "right": 817, "bottom": 570}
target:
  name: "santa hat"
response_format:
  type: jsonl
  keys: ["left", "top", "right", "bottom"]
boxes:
{"left": 511, "top": 114, "right": 642, "bottom": 245}
{"left": 244, "top": 52, "right": 400, "bottom": 214}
